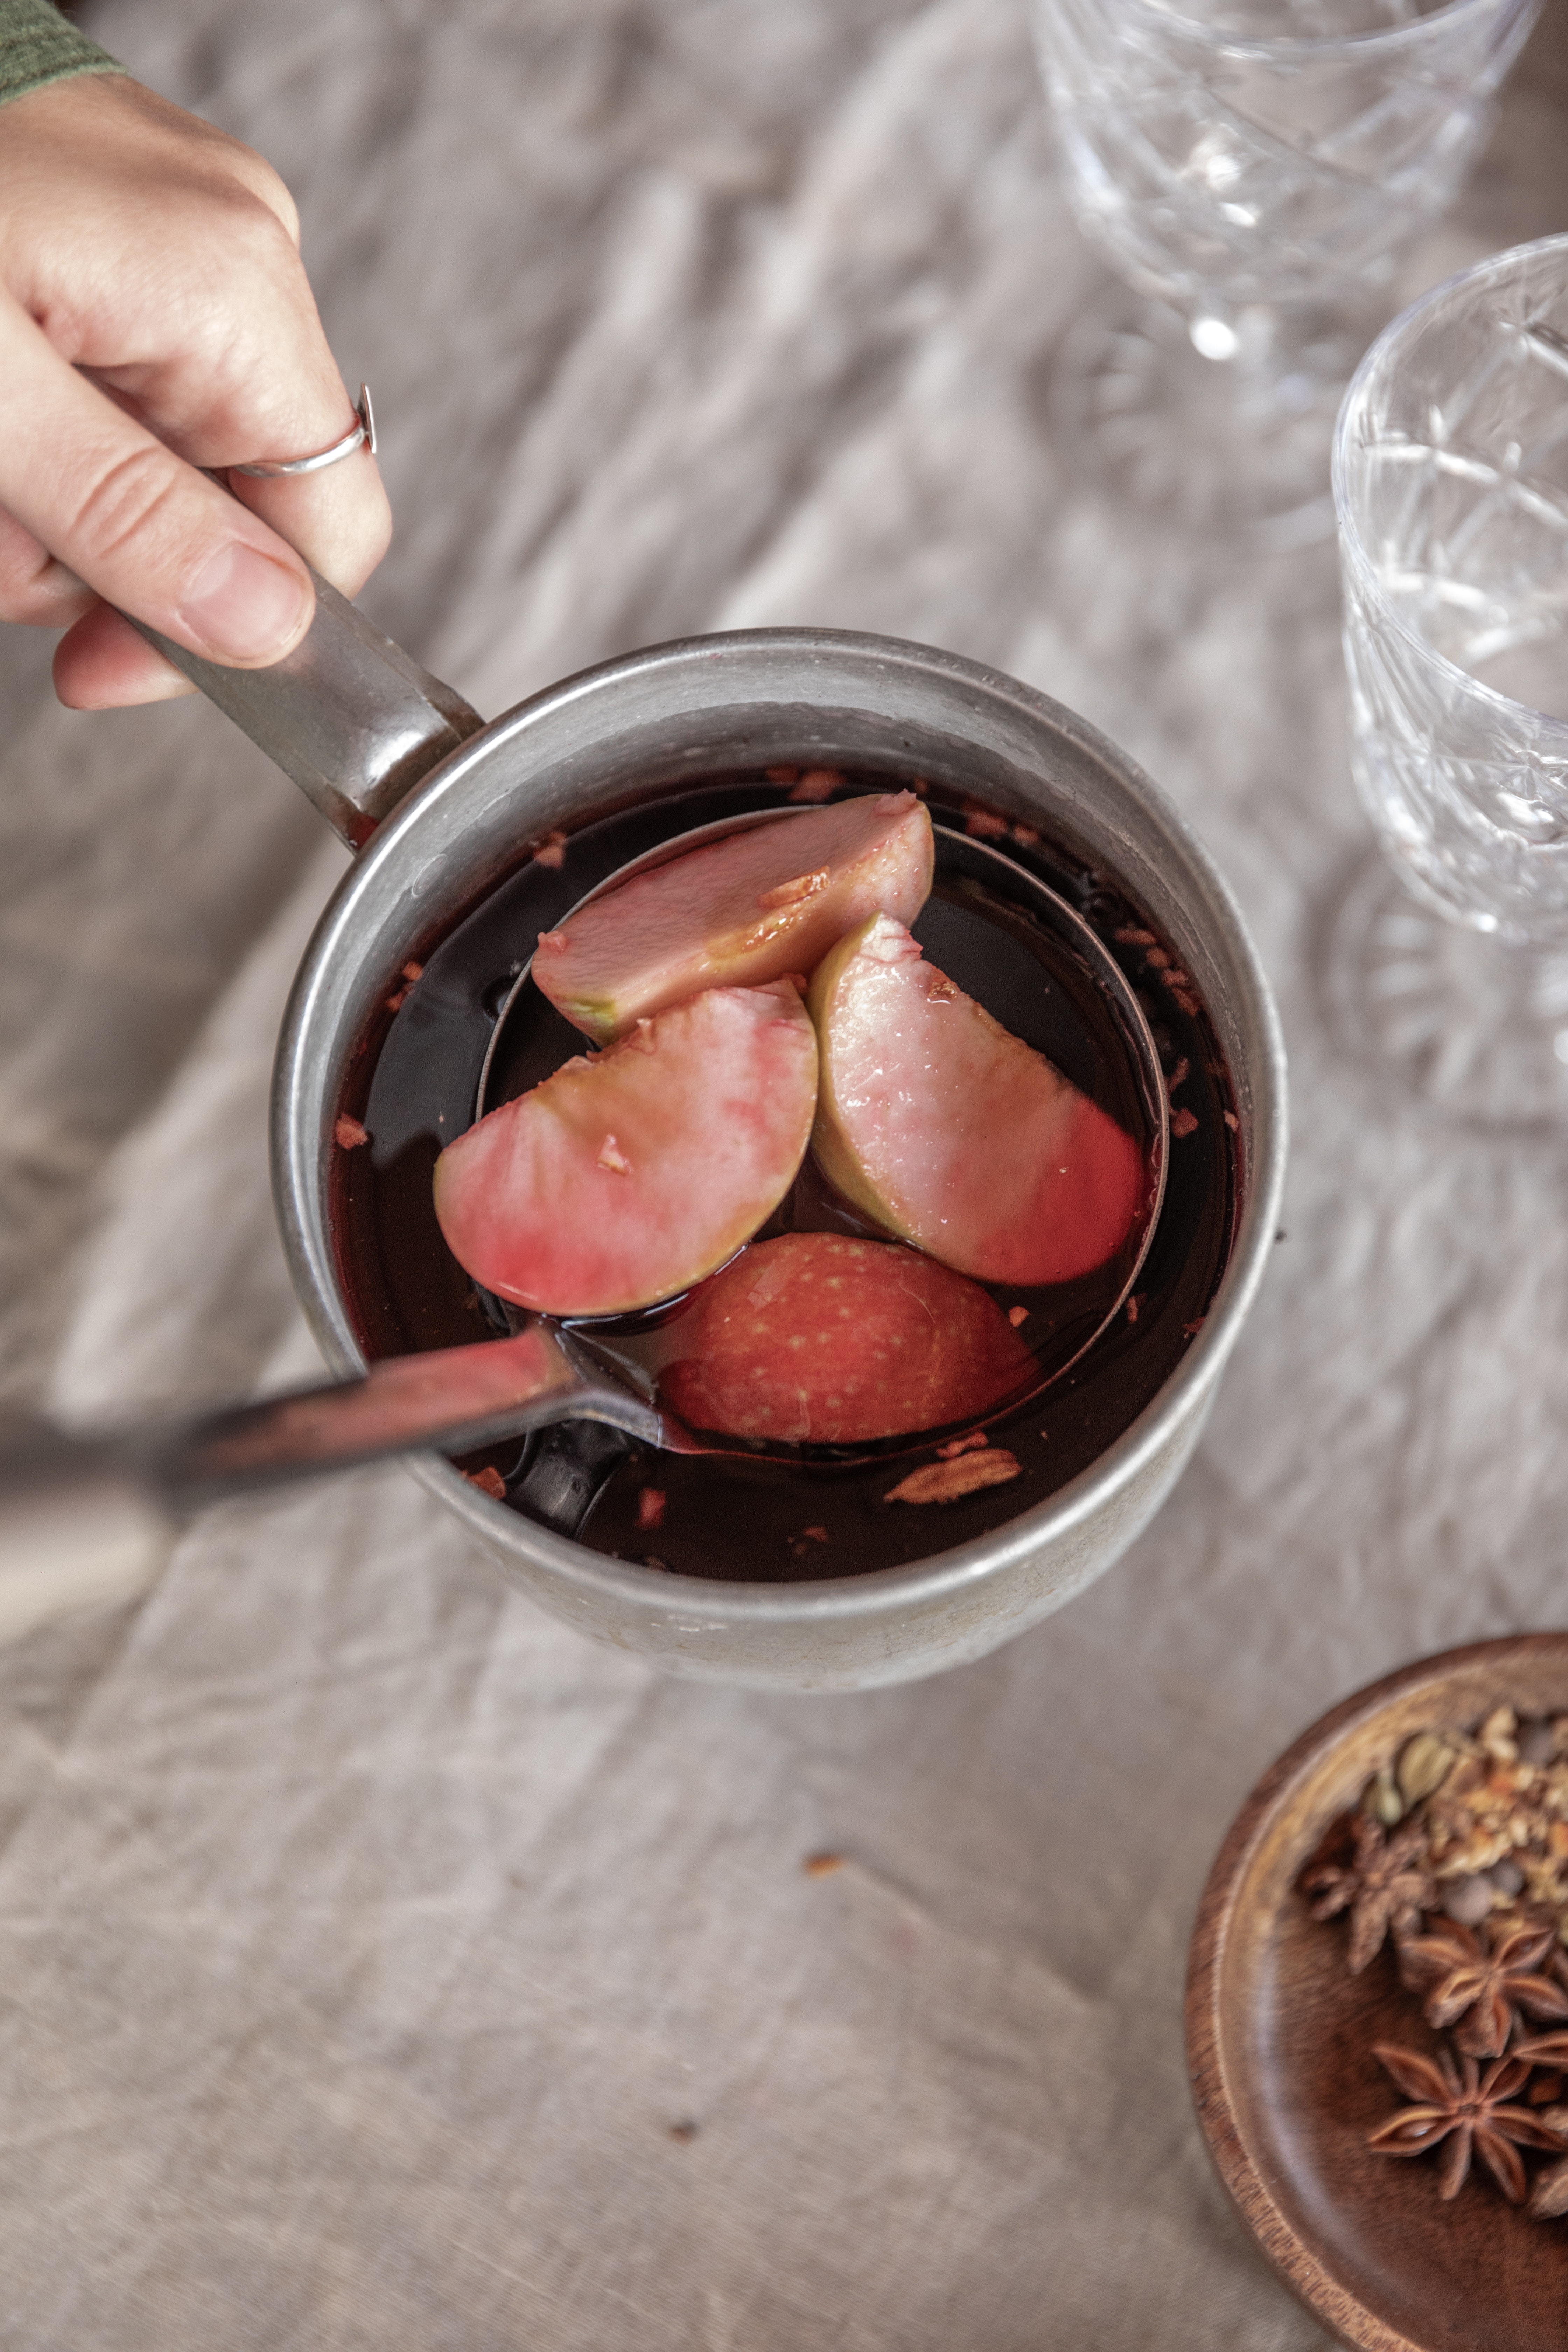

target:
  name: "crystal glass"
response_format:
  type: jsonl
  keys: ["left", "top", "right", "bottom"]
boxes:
{"left": 1033, "top": 0, "right": 1542, "bottom": 542}
{"left": 1328, "top": 232, "right": 1568, "bottom": 1128}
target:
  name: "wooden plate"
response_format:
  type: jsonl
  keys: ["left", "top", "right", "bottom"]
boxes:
{"left": 1186, "top": 1635, "right": 1568, "bottom": 2352}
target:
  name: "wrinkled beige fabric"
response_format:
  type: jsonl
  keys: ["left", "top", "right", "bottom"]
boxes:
{"left": 2, "top": 2, "right": 1567, "bottom": 2344}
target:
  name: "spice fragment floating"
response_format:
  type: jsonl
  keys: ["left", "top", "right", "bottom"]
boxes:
{"left": 788, "top": 768, "right": 842, "bottom": 803}
{"left": 637, "top": 1487, "right": 666, "bottom": 1532}
{"left": 385, "top": 960, "right": 426, "bottom": 1014}
{"left": 885, "top": 1450, "right": 1022, "bottom": 1505}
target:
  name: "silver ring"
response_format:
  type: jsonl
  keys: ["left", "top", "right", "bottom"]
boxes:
{"left": 232, "top": 385, "right": 377, "bottom": 479}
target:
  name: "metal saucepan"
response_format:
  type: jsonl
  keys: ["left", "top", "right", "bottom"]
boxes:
{"left": 16, "top": 576, "right": 1286, "bottom": 1689}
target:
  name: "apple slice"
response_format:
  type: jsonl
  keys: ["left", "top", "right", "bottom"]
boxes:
{"left": 662, "top": 1231, "right": 1034, "bottom": 1444}
{"left": 432, "top": 980, "right": 817, "bottom": 1316}
{"left": 808, "top": 914, "right": 1146, "bottom": 1287}
{"left": 532, "top": 792, "right": 933, "bottom": 1043}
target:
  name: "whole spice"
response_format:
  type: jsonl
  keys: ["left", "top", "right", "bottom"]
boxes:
{"left": 1300, "top": 1813, "right": 1432, "bottom": 1974}
{"left": 1368, "top": 2045, "right": 1563, "bottom": 2203}
{"left": 1512, "top": 2031, "right": 1568, "bottom": 2070}
{"left": 1365, "top": 1766, "right": 1404, "bottom": 1828}
{"left": 1301, "top": 1695, "right": 1568, "bottom": 2221}
{"left": 1398, "top": 1731, "right": 1459, "bottom": 1808}
{"left": 1440, "top": 1875, "right": 1496, "bottom": 1929}
{"left": 1398, "top": 1918, "right": 1568, "bottom": 2058}
{"left": 1530, "top": 2155, "right": 1568, "bottom": 2220}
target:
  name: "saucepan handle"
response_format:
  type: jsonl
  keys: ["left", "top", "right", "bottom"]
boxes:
{"left": 126, "top": 568, "right": 486, "bottom": 847}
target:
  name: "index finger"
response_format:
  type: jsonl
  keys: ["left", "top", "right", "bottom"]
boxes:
{"left": 0, "top": 287, "right": 316, "bottom": 666}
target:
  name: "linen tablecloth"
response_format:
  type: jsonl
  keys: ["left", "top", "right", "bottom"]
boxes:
{"left": 3, "top": 4, "right": 1568, "bottom": 2342}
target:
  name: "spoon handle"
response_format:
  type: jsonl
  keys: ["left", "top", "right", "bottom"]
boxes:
{"left": 161, "top": 1325, "right": 660, "bottom": 1497}
{"left": 0, "top": 1326, "right": 666, "bottom": 1553}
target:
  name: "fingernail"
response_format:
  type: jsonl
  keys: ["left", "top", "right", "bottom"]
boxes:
{"left": 177, "top": 542, "right": 309, "bottom": 660}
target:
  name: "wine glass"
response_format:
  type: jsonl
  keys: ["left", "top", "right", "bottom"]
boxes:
{"left": 1031, "top": 0, "right": 1543, "bottom": 544}
{"left": 1326, "top": 232, "right": 1568, "bottom": 1129}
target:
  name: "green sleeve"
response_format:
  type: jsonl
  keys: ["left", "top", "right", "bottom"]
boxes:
{"left": 0, "top": 0, "right": 124, "bottom": 108}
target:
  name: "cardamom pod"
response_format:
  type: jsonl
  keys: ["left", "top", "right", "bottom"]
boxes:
{"left": 1364, "top": 1765, "right": 1404, "bottom": 1827}
{"left": 1397, "top": 1730, "right": 1457, "bottom": 1806}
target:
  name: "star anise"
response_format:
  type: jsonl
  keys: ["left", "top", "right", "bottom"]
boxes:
{"left": 1300, "top": 1813, "right": 1432, "bottom": 1974}
{"left": 1529, "top": 2154, "right": 1568, "bottom": 2220}
{"left": 1513, "top": 2030, "right": 1568, "bottom": 2070}
{"left": 1398, "top": 1918, "right": 1568, "bottom": 2057}
{"left": 1368, "top": 2044, "right": 1564, "bottom": 2202}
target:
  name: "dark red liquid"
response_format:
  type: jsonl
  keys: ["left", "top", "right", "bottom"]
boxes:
{"left": 332, "top": 774, "right": 1239, "bottom": 1581}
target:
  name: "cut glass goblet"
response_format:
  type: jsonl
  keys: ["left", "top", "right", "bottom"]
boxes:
{"left": 1328, "top": 232, "right": 1568, "bottom": 1129}
{"left": 1033, "top": 0, "right": 1542, "bottom": 542}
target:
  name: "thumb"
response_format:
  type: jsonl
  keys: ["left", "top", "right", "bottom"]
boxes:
{"left": 0, "top": 287, "right": 313, "bottom": 666}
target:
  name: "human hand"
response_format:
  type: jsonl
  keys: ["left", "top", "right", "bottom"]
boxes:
{"left": 0, "top": 72, "right": 391, "bottom": 708}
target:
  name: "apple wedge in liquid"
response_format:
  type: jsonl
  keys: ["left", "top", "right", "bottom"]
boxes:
{"left": 807, "top": 913, "right": 1146, "bottom": 1288}
{"left": 433, "top": 980, "right": 818, "bottom": 1316}
{"left": 662, "top": 1231, "right": 1034, "bottom": 1444}
{"left": 532, "top": 792, "right": 933, "bottom": 1043}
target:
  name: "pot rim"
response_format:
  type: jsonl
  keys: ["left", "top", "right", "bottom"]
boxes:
{"left": 273, "top": 625, "right": 1287, "bottom": 1617}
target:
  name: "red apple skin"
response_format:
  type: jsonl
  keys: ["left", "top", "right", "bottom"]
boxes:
{"left": 532, "top": 792, "right": 933, "bottom": 1043}
{"left": 807, "top": 913, "right": 1146, "bottom": 1287}
{"left": 432, "top": 981, "right": 818, "bottom": 1316}
{"left": 661, "top": 1231, "right": 1035, "bottom": 1444}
